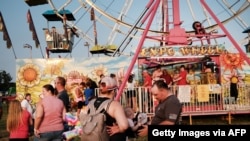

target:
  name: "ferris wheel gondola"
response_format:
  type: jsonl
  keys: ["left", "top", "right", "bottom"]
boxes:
{"left": 42, "top": 9, "right": 76, "bottom": 53}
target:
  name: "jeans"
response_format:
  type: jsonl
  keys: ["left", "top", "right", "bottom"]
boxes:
{"left": 33, "top": 130, "right": 64, "bottom": 141}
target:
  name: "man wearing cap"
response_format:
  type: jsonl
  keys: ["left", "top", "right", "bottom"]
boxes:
{"left": 137, "top": 80, "right": 182, "bottom": 137}
{"left": 85, "top": 76, "right": 129, "bottom": 141}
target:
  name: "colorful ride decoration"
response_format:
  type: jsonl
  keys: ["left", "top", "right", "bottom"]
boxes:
{"left": 220, "top": 53, "right": 245, "bottom": 72}
{"left": 15, "top": 57, "right": 138, "bottom": 104}
{"left": 17, "top": 63, "right": 41, "bottom": 92}
{"left": 63, "top": 113, "right": 82, "bottom": 140}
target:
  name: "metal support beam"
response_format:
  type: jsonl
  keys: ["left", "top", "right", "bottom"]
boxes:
{"left": 200, "top": 0, "right": 250, "bottom": 65}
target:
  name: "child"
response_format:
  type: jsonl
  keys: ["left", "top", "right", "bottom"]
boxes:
{"left": 7, "top": 100, "right": 33, "bottom": 140}
{"left": 172, "top": 69, "right": 180, "bottom": 95}
{"left": 124, "top": 107, "right": 143, "bottom": 141}
{"left": 84, "top": 81, "right": 95, "bottom": 105}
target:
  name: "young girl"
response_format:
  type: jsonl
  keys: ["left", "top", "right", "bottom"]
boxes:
{"left": 124, "top": 107, "right": 142, "bottom": 141}
{"left": 126, "top": 74, "right": 137, "bottom": 112}
{"left": 7, "top": 100, "right": 33, "bottom": 141}
{"left": 172, "top": 69, "right": 180, "bottom": 95}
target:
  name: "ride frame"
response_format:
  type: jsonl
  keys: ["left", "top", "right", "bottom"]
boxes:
{"left": 115, "top": 0, "right": 250, "bottom": 102}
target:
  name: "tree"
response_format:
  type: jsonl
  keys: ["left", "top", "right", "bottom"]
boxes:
{"left": 0, "top": 70, "right": 12, "bottom": 91}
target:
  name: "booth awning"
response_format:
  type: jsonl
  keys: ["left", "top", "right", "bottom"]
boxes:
{"left": 42, "top": 10, "right": 75, "bottom": 21}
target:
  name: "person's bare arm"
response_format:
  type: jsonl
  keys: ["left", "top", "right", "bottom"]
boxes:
{"left": 168, "top": 82, "right": 173, "bottom": 85}
{"left": 34, "top": 101, "right": 44, "bottom": 137}
{"left": 29, "top": 116, "right": 33, "bottom": 126}
{"left": 131, "top": 122, "right": 142, "bottom": 131}
{"left": 75, "top": 88, "right": 82, "bottom": 98}
{"left": 137, "top": 125, "right": 148, "bottom": 137}
{"left": 112, "top": 101, "right": 128, "bottom": 131}
{"left": 174, "top": 76, "right": 182, "bottom": 82}
{"left": 143, "top": 81, "right": 149, "bottom": 87}
{"left": 107, "top": 101, "right": 128, "bottom": 134}
{"left": 62, "top": 107, "right": 66, "bottom": 121}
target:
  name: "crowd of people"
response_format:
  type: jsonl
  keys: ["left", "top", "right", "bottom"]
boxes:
{"left": 4, "top": 63, "right": 219, "bottom": 140}
{"left": 145, "top": 63, "right": 219, "bottom": 88}
{"left": 4, "top": 71, "right": 183, "bottom": 141}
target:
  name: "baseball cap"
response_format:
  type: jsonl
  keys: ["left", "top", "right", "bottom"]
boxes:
{"left": 100, "top": 76, "right": 118, "bottom": 92}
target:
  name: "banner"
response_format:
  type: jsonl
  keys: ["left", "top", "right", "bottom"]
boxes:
{"left": 0, "top": 11, "right": 12, "bottom": 48}
{"left": 27, "top": 9, "right": 40, "bottom": 48}
{"left": 177, "top": 85, "right": 191, "bottom": 103}
{"left": 197, "top": 85, "right": 209, "bottom": 102}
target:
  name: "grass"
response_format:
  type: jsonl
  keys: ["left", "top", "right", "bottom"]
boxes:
{"left": 1, "top": 103, "right": 250, "bottom": 140}
{"left": 0, "top": 103, "right": 9, "bottom": 140}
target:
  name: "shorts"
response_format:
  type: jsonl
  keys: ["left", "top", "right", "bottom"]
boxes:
{"left": 126, "top": 90, "right": 136, "bottom": 98}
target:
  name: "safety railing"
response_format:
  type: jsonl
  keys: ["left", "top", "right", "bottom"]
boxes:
{"left": 95, "top": 84, "right": 250, "bottom": 117}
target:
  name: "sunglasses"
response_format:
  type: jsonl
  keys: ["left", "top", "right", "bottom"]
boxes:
{"left": 100, "top": 82, "right": 118, "bottom": 91}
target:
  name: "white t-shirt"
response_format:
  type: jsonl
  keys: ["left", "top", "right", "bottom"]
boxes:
{"left": 127, "top": 81, "right": 135, "bottom": 90}
{"left": 21, "top": 99, "right": 33, "bottom": 118}
{"left": 127, "top": 118, "right": 135, "bottom": 127}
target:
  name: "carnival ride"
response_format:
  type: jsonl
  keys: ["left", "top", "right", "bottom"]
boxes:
{"left": 22, "top": 1, "right": 249, "bottom": 55}
{"left": 0, "top": 0, "right": 249, "bottom": 122}
{"left": 22, "top": 0, "right": 250, "bottom": 99}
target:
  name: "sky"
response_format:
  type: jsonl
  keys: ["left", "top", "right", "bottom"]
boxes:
{"left": 0, "top": 0, "right": 249, "bottom": 82}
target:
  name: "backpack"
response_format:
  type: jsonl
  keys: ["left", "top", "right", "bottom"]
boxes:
{"left": 79, "top": 98, "right": 112, "bottom": 141}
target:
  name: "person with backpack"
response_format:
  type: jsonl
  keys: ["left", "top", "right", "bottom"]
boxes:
{"left": 79, "top": 76, "right": 128, "bottom": 141}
